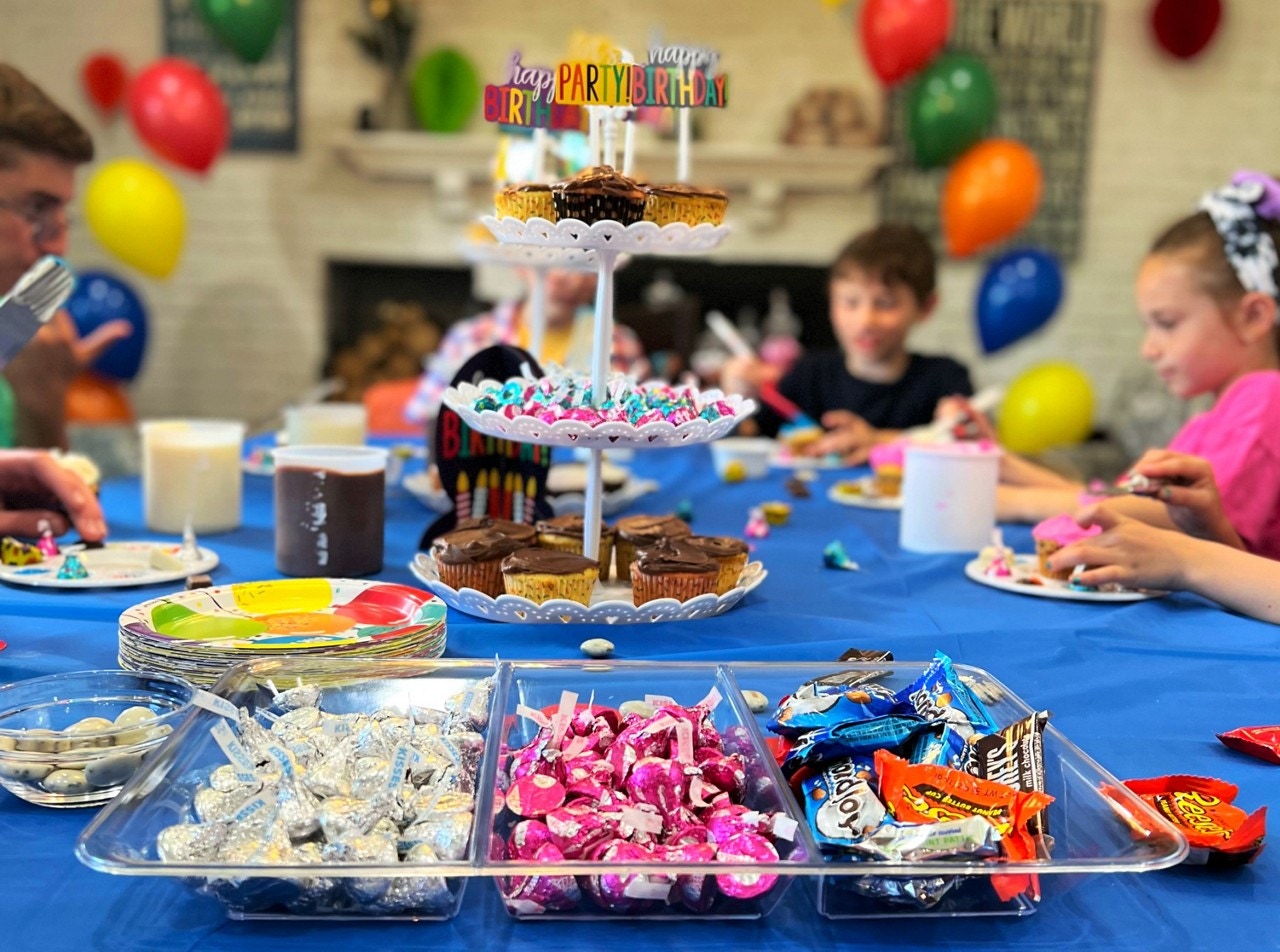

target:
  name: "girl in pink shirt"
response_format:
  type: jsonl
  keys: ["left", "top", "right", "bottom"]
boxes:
{"left": 994, "top": 171, "right": 1280, "bottom": 558}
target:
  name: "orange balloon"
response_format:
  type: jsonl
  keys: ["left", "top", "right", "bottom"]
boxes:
{"left": 65, "top": 371, "right": 134, "bottom": 425}
{"left": 941, "top": 139, "right": 1043, "bottom": 258}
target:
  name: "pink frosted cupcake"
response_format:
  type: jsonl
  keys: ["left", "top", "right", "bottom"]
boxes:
{"left": 1031, "top": 514, "right": 1101, "bottom": 580}
{"left": 868, "top": 442, "right": 906, "bottom": 497}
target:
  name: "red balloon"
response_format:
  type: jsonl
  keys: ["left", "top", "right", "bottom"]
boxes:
{"left": 127, "top": 58, "right": 230, "bottom": 174}
{"left": 860, "top": 0, "right": 952, "bottom": 85}
{"left": 1150, "top": 0, "right": 1223, "bottom": 60}
{"left": 81, "top": 53, "right": 128, "bottom": 117}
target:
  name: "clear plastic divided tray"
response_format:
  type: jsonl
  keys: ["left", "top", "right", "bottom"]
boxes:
{"left": 75, "top": 658, "right": 1187, "bottom": 923}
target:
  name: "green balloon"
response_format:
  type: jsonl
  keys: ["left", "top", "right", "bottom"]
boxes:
{"left": 197, "top": 0, "right": 286, "bottom": 65}
{"left": 906, "top": 54, "right": 998, "bottom": 168}
{"left": 410, "top": 48, "right": 480, "bottom": 133}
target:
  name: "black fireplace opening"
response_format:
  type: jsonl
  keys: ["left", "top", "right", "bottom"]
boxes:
{"left": 324, "top": 257, "right": 833, "bottom": 398}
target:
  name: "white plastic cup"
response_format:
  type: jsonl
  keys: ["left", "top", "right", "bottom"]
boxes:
{"left": 284, "top": 402, "right": 367, "bottom": 447}
{"left": 140, "top": 420, "right": 245, "bottom": 534}
{"left": 274, "top": 445, "right": 388, "bottom": 577}
{"left": 899, "top": 442, "right": 1002, "bottom": 553}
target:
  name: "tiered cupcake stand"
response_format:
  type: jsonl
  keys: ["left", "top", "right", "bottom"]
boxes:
{"left": 411, "top": 216, "right": 766, "bottom": 624}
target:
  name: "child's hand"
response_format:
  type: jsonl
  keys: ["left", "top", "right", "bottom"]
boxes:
{"left": 809, "top": 410, "right": 878, "bottom": 464}
{"left": 719, "top": 356, "right": 779, "bottom": 398}
{"left": 1046, "top": 506, "right": 1194, "bottom": 590}
{"left": 934, "top": 395, "right": 998, "bottom": 442}
{"left": 1128, "top": 450, "right": 1243, "bottom": 547}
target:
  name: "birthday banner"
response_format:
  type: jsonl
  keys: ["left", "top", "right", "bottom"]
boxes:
{"left": 485, "top": 44, "right": 727, "bottom": 129}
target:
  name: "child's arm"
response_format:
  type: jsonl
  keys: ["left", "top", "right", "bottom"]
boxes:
{"left": 1048, "top": 510, "right": 1280, "bottom": 624}
{"left": 996, "top": 484, "right": 1084, "bottom": 523}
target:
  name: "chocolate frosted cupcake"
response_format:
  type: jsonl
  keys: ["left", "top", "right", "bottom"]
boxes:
{"left": 552, "top": 165, "right": 645, "bottom": 225}
{"left": 686, "top": 535, "right": 750, "bottom": 596}
{"left": 455, "top": 516, "right": 537, "bottom": 548}
{"left": 642, "top": 183, "right": 729, "bottom": 226}
{"left": 501, "top": 547, "right": 599, "bottom": 605}
{"left": 535, "top": 515, "right": 616, "bottom": 581}
{"left": 630, "top": 537, "right": 719, "bottom": 606}
{"left": 495, "top": 182, "right": 556, "bottom": 222}
{"left": 614, "top": 514, "right": 693, "bottom": 582}
{"left": 431, "top": 525, "right": 526, "bottom": 597}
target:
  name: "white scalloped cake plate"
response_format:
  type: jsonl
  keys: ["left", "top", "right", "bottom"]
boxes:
{"left": 963, "top": 555, "right": 1162, "bottom": 603}
{"left": 461, "top": 240, "right": 602, "bottom": 271}
{"left": 481, "top": 216, "right": 730, "bottom": 255}
{"left": 409, "top": 553, "right": 766, "bottom": 624}
{"left": 827, "top": 477, "right": 902, "bottom": 511}
{"left": 442, "top": 378, "right": 755, "bottom": 449}
{"left": 0, "top": 542, "right": 219, "bottom": 589}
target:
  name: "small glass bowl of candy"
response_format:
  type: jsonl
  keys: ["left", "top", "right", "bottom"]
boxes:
{"left": 0, "top": 669, "right": 195, "bottom": 807}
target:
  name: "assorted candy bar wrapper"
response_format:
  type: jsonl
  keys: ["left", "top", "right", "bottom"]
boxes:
{"left": 765, "top": 652, "right": 1054, "bottom": 910}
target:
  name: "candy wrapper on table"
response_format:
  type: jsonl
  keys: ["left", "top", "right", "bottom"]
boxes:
{"left": 1216, "top": 725, "right": 1280, "bottom": 765}
{"left": 1118, "top": 775, "right": 1266, "bottom": 866}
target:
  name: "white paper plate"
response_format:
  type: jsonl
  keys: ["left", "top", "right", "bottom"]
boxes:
{"left": 403, "top": 471, "right": 452, "bottom": 512}
{"left": 963, "top": 555, "right": 1162, "bottom": 603}
{"left": 770, "top": 451, "right": 847, "bottom": 471}
{"left": 409, "top": 553, "right": 766, "bottom": 624}
{"left": 827, "top": 476, "right": 902, "bottom": 511}
{"left": 0, "top": 541, "right": 219, "bottom": 589}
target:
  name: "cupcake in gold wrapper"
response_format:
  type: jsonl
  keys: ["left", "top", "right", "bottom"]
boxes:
{"left": 614, "top": 513, "right": 693, "bottom": 581}
{"left": 642, "top": 183, "right": 729, "bottom": 226}
{"left": 501, "top": 547, "right": 599, "bottom": 605}
{"left": 686, "top": 535, "right": 750, "bottom": 596}
{"left": 535, "top": 515, "right": 616, "bottom": 581}
{"left": 495, "top": 182, "right": 556, "bottom": 221}
{"left": 431, "top": 525, "right": 526, "bottom": 597}
{"left": 629, "top": 537, "right": 719, "bottom": 605}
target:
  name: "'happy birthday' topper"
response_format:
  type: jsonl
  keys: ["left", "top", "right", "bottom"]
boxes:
{"left": 485, "top": 44, "right": 727, "bottom": 128}
{"left": 485, "top": 50, "right": 585, "bottom": 130}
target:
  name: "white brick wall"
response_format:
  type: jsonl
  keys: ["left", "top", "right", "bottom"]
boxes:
{"left": 2, "top": 0, "right": 1278, "bottom": 422}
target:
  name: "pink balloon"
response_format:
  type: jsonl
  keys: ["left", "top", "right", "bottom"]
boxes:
{"left": 127, "top": 58, "right": 229, "bottom": 174}
{"left": 860, "top": 0, "right": 953, "bottom": 85}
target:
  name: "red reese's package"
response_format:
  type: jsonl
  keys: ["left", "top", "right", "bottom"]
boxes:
{"left": 1122, "top": 775, "right": 1267, "bottom": 866}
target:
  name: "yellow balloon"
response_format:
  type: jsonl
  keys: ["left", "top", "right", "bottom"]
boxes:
{"left": 85, "top": 158, "right": 186, "bottom": 278}
{"left": 997, "top": 361, "right": 1094, "bottom": 455}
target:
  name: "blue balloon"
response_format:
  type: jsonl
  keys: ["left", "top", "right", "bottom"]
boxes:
{"left": 65, "top": 270, "right": 148, "bottom": 381}
{"left": 975, "top": 249, "right": 1065, "bottom": 354}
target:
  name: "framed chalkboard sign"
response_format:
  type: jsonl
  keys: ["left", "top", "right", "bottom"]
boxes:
{"left": 879, "top": 0, "right": 1103, "bottom": 261}
{"left": 161, "top": 0, "right": 299, "bottom": 152}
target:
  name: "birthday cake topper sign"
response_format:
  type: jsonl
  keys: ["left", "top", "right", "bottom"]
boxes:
{"left": 485, "top": 43, "right": 727, "bottom": 129}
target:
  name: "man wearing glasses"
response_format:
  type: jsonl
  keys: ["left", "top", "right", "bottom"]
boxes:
{"left": 0, "top": 63, "right": 130, "bottom": 450}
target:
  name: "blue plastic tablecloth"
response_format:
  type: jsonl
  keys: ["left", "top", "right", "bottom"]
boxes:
{"left": 1, "top": 444, "right": 1274, "bottom": 952}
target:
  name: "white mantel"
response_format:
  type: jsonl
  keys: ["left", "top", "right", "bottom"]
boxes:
{"left": 332, "top": 130, "right": 893, "bottom": 231}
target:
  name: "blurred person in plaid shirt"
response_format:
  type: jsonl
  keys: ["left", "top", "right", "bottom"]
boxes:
{"left": 405, "top": 267, "right": 649, "bottom": 432}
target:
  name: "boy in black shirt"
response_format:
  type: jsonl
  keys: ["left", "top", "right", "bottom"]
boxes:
{"left": 723, "top": 223, "right": 972, "bottom": 464}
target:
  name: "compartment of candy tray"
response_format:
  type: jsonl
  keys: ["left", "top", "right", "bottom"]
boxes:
{"left": 728, "top": 661, "right": 1188, "bottom": 919}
